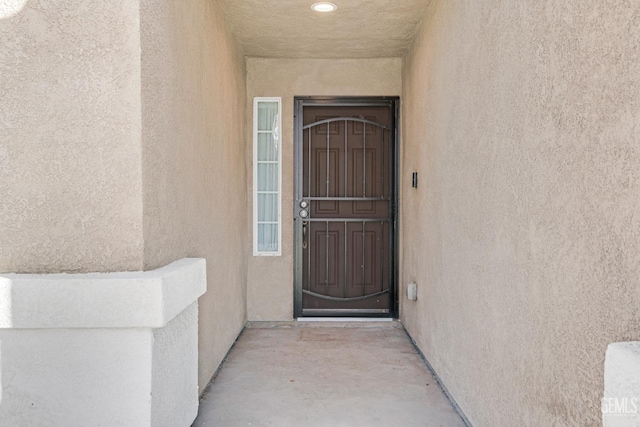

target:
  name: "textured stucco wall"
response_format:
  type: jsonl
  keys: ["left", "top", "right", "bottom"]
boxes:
{"left": 1, "top": 0, "right": 247, "bottom": 395}
{"left": 151, "top": 302, "right": 199, "bottom": 427}
{"left": 0, "top": 328, "right": 153, "bottom": 426}
{"left": 245, "top": 58, "right": 402, "bottom": 320}
{"left": 140, "top": 0, "right": 248, "bottom": 389}
{"left": 401, "top": 1, "right": 640, "bottom": 426}
{"left": 0, "top": 0, "right": 144, "bottom": 273}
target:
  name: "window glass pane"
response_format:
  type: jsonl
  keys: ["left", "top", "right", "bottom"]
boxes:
{"left": 257, "top": 194, "right": 279, "bottom": 222}
{"left": 257, "top": 102, "right": 278, "bottom": 131}
{"left": 257, "top": 224, "right": 278, "bottom": 252}
{"left": 257, "top": 133, "right": 278, "bottom": 161}
{"left": 254, "top": 98, "right": 280, "bottom": 255}
{"left": 257, "top": 163, "right": 278, "bottom": 191}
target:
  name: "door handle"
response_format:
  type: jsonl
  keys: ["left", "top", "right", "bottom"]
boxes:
{"left": 302, "top": 221, "right": 308, "bottom": 250}
{"left": 300, "top": 199, "right": 309, "bottom": 250}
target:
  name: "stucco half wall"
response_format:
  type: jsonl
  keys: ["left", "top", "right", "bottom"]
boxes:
{"left": 401, "top": 0, "right": 640, "bottom": 425}
{"left": 604, "top": 342, "right": 640, "bottom": 427}
{"left": 0, "top": 258, "right": 206, "bottom": 427}
{"left": 245, "top": 58, "right": 402, "bottom": 321}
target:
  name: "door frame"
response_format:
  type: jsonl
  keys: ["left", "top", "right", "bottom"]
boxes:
{"left": 293, "top": 96, "right": 400, "bottom": 318}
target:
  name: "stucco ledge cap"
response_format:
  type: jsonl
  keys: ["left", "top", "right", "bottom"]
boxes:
{"left": 0, "top": 258, "right": 206, "bottom": 329}
{"left": 604, "top": 342, "right": 640, "bottom": 397}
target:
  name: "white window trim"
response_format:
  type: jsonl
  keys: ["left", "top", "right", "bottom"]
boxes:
{"left": 253, "top": 97, "right": 282, "bottom": 256}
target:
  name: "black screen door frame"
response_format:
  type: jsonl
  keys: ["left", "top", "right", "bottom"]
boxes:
{"left": 293, "top": 96, "right": 400, "bottom": 318}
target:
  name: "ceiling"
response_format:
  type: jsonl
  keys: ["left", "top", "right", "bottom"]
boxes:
{"left": 217, "top": 0, "right": 433, "bottom": 59}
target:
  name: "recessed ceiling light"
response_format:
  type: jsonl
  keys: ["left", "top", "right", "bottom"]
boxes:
{"left": 311, "top": 2, "right": 337, "bottom": 13}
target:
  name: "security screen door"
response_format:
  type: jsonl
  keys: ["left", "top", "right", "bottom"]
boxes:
{"left": 294, "top": 97, "right": 398, "bottom": 317}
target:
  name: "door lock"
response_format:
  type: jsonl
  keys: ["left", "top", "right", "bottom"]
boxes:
{"left": 299, "top": 199, "right": 309, "bottom": 219}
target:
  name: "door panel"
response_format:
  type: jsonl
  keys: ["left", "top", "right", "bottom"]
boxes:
{"left": 295, "top": 99, "right": 397, "bottom": 317}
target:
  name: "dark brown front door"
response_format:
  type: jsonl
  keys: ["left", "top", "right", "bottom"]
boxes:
{"left": 294, "top": 97, "right": 398, "bottom": 317}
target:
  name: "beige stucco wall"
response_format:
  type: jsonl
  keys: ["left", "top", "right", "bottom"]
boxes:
{"left": 140, "top": 0, "right": 249, "bottom": 389}
{"left": 245, "top": 58, "right": 402, "bottom": 320}
{"left": 0, "top": 1, "right": 144, "bottom": 273}
{"left": 401, "top": 0, "right": 640, "bottom": 426}
{"left": 1, "top": 0, "right": 248, "bottom": 394}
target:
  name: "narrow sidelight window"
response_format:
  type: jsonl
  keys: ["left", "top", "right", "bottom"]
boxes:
{"left": 253, "top": 97, "right": 282, "bottom": 255}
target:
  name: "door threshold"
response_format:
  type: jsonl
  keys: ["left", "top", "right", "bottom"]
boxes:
{"left": 297, "top": 317, "right": 394, "bottom": 322}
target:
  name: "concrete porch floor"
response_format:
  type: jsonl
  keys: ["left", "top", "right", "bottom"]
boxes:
{"left": 192, "top": 321, "right": 467, "bottom": 427}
